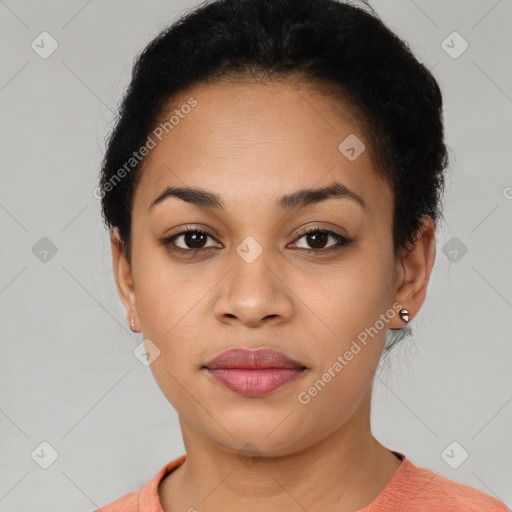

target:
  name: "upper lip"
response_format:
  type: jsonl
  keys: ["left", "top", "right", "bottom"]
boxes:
{"left": 204, "top": 347, "right": 307, "bottom": 370}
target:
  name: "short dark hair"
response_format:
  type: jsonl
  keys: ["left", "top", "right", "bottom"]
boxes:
{"left": 98, "top": 0, "right": 450, "bottom": 350}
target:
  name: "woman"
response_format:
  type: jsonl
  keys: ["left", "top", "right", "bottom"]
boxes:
{"left": 95, "top": 0, "right": 509, "bottom": 510}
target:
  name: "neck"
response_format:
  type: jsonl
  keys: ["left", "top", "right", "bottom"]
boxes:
{"left": 159, "top": 392, "right": 402, "bottom": 512}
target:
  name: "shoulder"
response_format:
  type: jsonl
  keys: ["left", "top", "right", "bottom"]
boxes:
{"left": 371, "top": 454, "right": 510, "bottom": 512}
{"left": 408, "top": 465, "right": 508, "bottom": 511}
{"left": 94, "top": 455, "right": 187, "bottom": 512}
{"left": 94, "top": 489, "right": 140, "bottom": 512}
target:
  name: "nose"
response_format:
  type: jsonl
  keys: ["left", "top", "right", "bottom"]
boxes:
{"left": 213, "top": 248, "right": 294, "bottom": 328}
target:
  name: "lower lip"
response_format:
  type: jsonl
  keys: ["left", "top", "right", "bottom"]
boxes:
{"left": 204, "top": 368, "right": 305, "bottom": 397}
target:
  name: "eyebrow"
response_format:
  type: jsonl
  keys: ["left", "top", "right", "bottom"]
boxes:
{"left": 148, "top": 181, "right": 366, "bottom": 212}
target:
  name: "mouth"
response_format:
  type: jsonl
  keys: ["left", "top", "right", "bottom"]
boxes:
{"left": 202, "top": 347, "right": 308, "bottom": 397}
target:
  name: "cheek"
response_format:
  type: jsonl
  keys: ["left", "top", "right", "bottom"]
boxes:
{"left": 133, "top": 243, "right": 204, "bottom": 337}
{"left": 301, "top": 247, "right": 394, "bottom": 339}
{"left": 294, "top": 249, "right": 393, "bottom": 408}
{"left": 132, "top": 257, "right": 209, "bottom": 402}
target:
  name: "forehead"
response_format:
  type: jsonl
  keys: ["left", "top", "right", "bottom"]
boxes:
{"left": 133, "top": 79, "right": 392, "bottom": 219}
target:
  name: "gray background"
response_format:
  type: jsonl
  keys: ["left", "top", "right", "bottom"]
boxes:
{"left": 0, "top": 0, "right": 511, "bottom": 510}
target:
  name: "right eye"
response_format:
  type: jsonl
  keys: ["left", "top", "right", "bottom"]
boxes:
{"left": 161, "top": 227, "right": 222, "bottom": 255}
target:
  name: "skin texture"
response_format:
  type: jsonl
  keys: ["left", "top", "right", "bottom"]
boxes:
{"left": 110, "top": 79, "right": 436, "bottom": 512}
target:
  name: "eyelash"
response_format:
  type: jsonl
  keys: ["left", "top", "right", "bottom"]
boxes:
{"left": 160, "top": 225, "right": 353, "bottom": 256}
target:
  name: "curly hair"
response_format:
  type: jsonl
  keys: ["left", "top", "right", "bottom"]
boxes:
{"left": 98, "top": 0, "right": 450, "bottom": 352}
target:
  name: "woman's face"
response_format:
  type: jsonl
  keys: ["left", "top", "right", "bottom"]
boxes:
{"left": 112, "top": 79, "right": 429, "bottom": 457}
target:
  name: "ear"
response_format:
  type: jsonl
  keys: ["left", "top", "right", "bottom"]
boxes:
{"left": 389, "top": 215, "right": 436, "bottom": 329}
{"left": 111, "top": 227, "right": 139, "bottom": 331}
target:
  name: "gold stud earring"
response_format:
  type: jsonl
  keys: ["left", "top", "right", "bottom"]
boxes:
{"left": 130, "top": 317, "right": 136, "bottom": 332}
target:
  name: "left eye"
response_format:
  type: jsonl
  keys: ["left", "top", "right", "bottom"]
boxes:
{"left": 291, "top": 229, "right": 352, "bottom": 252}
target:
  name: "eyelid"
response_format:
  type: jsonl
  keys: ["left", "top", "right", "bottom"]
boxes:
{"left": 166, "top": 223, "right": 348, "bottom": 243}
{"left": 292, "top": 223, "right": 347, "bottom": 238}
{"left": 170, "top": 224, "right": 223, "bottom": 241}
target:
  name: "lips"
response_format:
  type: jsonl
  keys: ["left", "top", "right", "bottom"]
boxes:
{"left": 203, "top": 347, "right": 307, "bottom": 397}
{"left": 204, "top": 347, "right": 307, "bottom": 370}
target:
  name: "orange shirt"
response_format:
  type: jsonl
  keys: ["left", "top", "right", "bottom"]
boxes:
{"left": 95, "top": 452, "right": 509, "bottom": 512}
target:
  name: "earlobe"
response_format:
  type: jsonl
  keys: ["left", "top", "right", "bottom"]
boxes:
{"left": 110, "top": 227, "right": 138, "bottom": 330}
{"left": 390, "top": 215, "right": 436, "bottom": 329}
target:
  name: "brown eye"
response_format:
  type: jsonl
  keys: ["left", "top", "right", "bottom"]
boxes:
{"left": 304, "top": 231, "right": 329, "bottom": 249}
{"left": 292, "top": 228, "right": 353, "bottom": 253}
{"left": 176, "top": 231, "right": 210, "bottom": 249}
{"left": 161, "top": 228, "right": 220, "bottom": 254}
